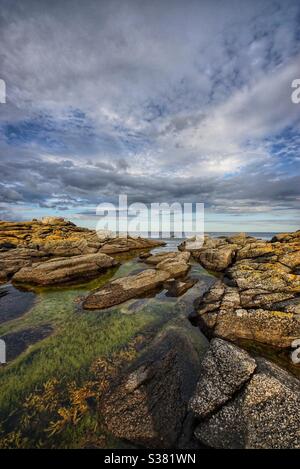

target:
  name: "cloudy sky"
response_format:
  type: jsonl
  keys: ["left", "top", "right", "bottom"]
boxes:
{"left": 0, "top": 0, "right": 300, "bottom": 232}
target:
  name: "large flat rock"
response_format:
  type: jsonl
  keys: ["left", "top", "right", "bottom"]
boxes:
{"left": 0, "top": 248, "right": 48, "bottom": 282}
{"left": 143, "top": 251, "right": 182, "bottom": 265}
{"left": 197, "top": 245, "right": 237, "bottom": 271}
{"left": 12, "top": 252, "right": 117, "bottom": 286}
{"left": 83, "top": 250, "right": 191, "bottom": 309}
{"left": 156, "top": 252, "right": 191, "bottom": 278}
{"left": 83, "top": 268, "right": 170, "bottom": 309}
{"left": 144, "top": 251, "right": 191, "bottom": 278}
{"left": 99, "top": 237, "right": 164, "bottom": 254}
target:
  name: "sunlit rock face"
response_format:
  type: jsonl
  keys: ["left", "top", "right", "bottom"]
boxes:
{"left": 83, "top": 269, "right": 171, "bottom": 310}
{"left": 83, "top": 251, "right": 192, "bottom": 310}
{"left": 0, "top": 218, "right": 164, "bottom": 284}
{"left": 182, "top": 231, "right": 300, "bottom": 348}
{"left": 13, "top": 253, "right": 118, "bottom": 286}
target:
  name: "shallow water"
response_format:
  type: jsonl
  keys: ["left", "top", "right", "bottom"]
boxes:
{"left": 0, "top": 240, "right": 214, "bottom": 448}
{"left": 2, "top": 324, "right": 54, "bottom": 362}
{"left": 0, "top": 284, "right": 36, "bottom": 324}
{"left": 0, "top": 236, "right": 297, "bottom": 448}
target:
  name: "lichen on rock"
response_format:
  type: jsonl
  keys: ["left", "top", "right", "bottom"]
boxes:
{"left": 182, "top": 231, "right": 300, "bottom": 348}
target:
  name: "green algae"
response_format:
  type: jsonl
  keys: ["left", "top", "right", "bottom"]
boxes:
{"left": 0, "top": 250, "right": 187, "bottom": 424}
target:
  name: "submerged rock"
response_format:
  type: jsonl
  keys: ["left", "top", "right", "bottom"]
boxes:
{"left": 83, "top": 269, "right": 170, "bottom": 309}
{"left": 13, "top": 253, "right": 117, "bottom": 286}
{"left": 191, "top": 339, "right": 300, "bottom": 449}
{"left": 0, "top": 284, "right": 36, "bottom": 324}
{"left": 100, "top": 319, "right": 208, "bottom": 448}
{"left": 1, "top": 324, "right": 54, "bottom": 362}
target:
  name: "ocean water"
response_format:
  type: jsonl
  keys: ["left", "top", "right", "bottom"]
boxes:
{"left": 151, "top": 232, "right": 276, "bottom": 253}
{"left": 0, "top": 237, "right": 215, "bottom": 448}
{"left": 207, "top": 232, "right": 276, "bottom": 241}
{"left": 134, "top": 231, "right": 276, "bottom": 242}
{"left": 0, "top": 232, "right": 298, "bottom": 448}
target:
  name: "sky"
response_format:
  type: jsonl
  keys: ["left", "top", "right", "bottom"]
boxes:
{"left": 0, "top": 0, "right": 300, "bottom": 233}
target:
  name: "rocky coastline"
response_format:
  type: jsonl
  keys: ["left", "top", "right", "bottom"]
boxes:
{"left": 1, "top": 219, "right": 300, "bottom": 449}
{"left": 96, "top": 229, "right": 300, "bottom": 449}
{"left": 180, "top": 231, "right": 300, "bottom": 349}
{"left": 0, "top": 217, "right": 164, "bottom": 285}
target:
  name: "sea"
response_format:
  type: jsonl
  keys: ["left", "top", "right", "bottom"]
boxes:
{"left": 208, "top": 232, "right": 276, "bottom": 240}
{"left": 151, "top": 232, "right": 277, "bottom": 253}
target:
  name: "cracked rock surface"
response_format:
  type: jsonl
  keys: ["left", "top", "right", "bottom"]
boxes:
{"left": 189, "top": 338, "right": 256, "bottom": 418}
{"left": 100, "top": 318, "right": 208, "bottom": 448}
{"left": 13, "top": 253, "right": 118, "bottom": 286}
{"left": 181, "top": 231, "right": 300, "bottom": 348}
{"left": 191, "top": 339, "right": 300, "bottom": 449}
{"left": 83, "top": 251, "right": 192, "bottom": 309}
{"left": 0, "top": 217, "right": 163, "bottom": 284}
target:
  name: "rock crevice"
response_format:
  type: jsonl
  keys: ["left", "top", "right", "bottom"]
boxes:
{"left": 181, "top": 231, "right": 300, "bottom": 348}
{"left": 0, "top": 217, "right": 164, "bottom": 285}
{"left": 190, "top": 339, "right": 300, "bottom": 449}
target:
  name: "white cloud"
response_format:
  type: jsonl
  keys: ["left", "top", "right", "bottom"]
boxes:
{"left": 0, "top": 0, "right": 300, "bottom": 229}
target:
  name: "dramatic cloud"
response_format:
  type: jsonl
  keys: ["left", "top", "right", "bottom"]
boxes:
{"left": 0, "top": 0, "right": 299, "bottom": 230}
